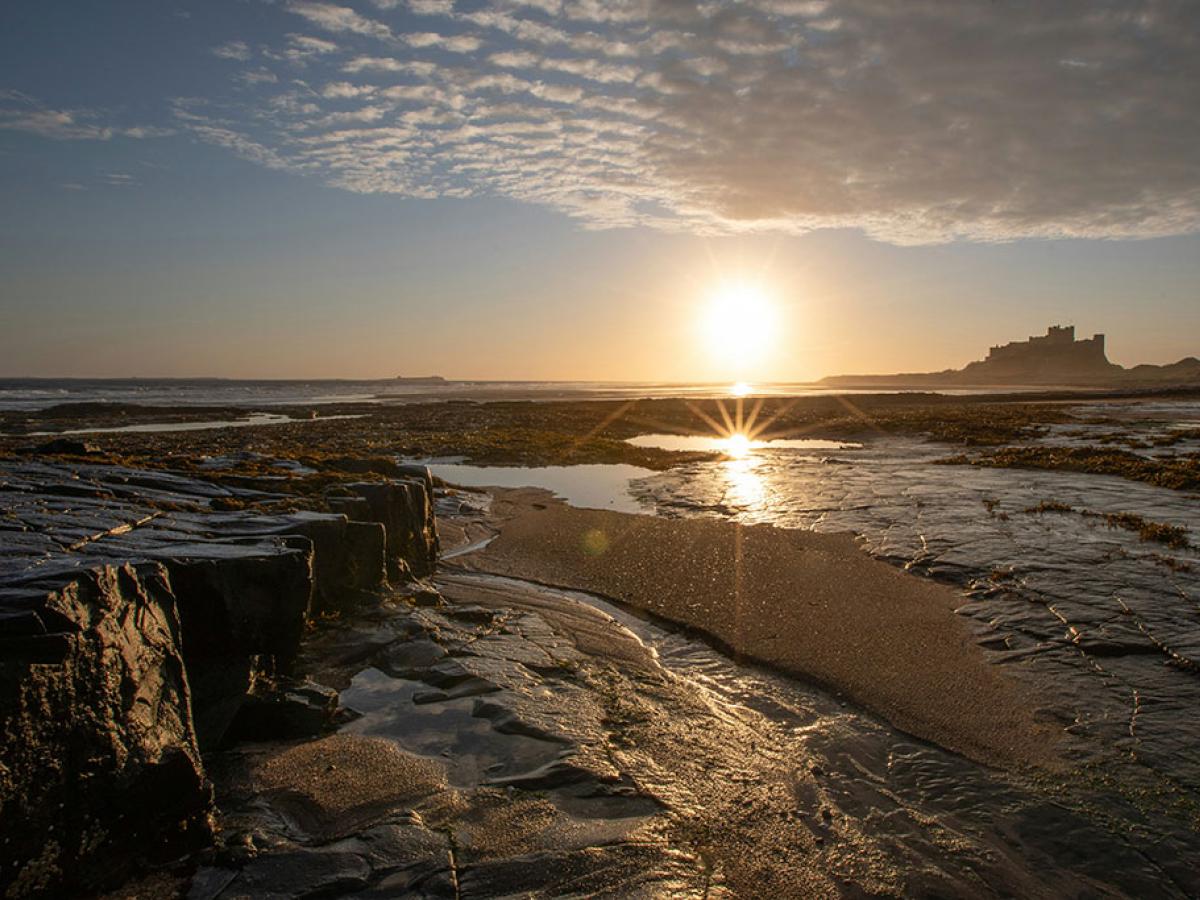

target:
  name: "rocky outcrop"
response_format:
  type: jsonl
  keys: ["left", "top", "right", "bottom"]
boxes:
{"left": 0, "top": 458, "right": 439, "bottom": 897}
{"left": 0, "top": 563, "right": 210, "bottom": 897}
{"left": 346, "top": 478, "right": 439, "bottom": 579}
{"left": 184, "top": 511, "right": 387, "bottom": 617}
{"left": 166, "top": 544, "right": 315, "bottom": 750}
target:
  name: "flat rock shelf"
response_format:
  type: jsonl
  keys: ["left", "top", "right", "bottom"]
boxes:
{"left": 0, "top": 458, "right": 437, "bottom": 897}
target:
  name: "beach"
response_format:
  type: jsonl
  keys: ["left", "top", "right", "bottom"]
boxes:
{"left": 462, "top": 488, "right": 1058, "bottom": 770}
{"left": 2, "top": 387, "right": 1198, "bottom": 897}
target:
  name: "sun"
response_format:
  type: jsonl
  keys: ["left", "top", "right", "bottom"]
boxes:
{"left": 701, "top": 281, "right": 776, "bottom": 367}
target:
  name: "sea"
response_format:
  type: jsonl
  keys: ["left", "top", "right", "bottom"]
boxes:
{"left": 0, "top": 377, "right": 1066, "bottom": 412}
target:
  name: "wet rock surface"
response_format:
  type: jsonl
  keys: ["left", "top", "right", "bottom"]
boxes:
{"left": 0, "top": 561, "right": 211, "bottom": 898}
{"left": 348, "top": 479, "right": 439, "bottom": 580}
{"left": 194, "top": 536, "right": 1198, "bottom": 898}
{"left": 0, "top": 458, "right": 438, "bottom": 897}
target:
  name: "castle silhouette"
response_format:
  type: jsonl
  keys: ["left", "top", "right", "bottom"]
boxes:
{"left": 821, "top": 324, "right": 1199, "bottom": 387}
{"left": 970, "top": 325, "right": 1116, "bottom": 380}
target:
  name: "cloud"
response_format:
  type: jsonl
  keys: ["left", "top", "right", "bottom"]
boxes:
{"left": 754, "top": 0, "right": 828, "bottom": 17}
{"left": 490, "top": 50, "right": 539, "bottom": 68}
{"left": 460, "top": 10, "right": 574, "bottom": 47}
{"left": 342, "top": 56, "right": 437, "bottom": 75}
{"left": 280, "top": 33, "right": 340, "bottom": 63}
{"left": 121, "top": 125, "right": 177, "bottom": 139}
{"left": 286, "top": 2, "right": 393, "bottom": 40}
{"left": 0, "top": 106, "right": 119, "bottom": 140}
{"left": 402, "top": 32, "right": 484, "bottom": 53}
{"left": 174, "top": 107, "right": 295, "bottom": 171}
{"left": 321, "top": 81, "right": 377, "bottom": 98}
{"left": 509, "top": 0, "right": 562, "bottom": 13}
{"left": 408, "top": 0, "right": 455, "bottom": 13}
{"left": 237, "top": 69, "right": 279, "bottom": 85}
{"left": 174, "top": 0, "right": 1200, "bottom": 242}
{"left": 562, "top": 0, "right": 646, "bottom": 23}
{"left": 0, "top": 93, "right": 172, "bottom": 141}
{"left": 540, "top": 56, "right": 639, "bottom": 83}
{"left": 212, "top": 40, "right": 252, "bottom": 61}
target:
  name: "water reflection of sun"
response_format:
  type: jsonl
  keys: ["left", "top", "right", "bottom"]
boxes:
{"left": 723, "top": 432, "right": 752, "bottom": 457}
{"left": 722, "top": 453, "right": 766, "bottom": 512}
{"left": 685, "top": 391, "right": 781, "bottom": 514}
{"left": 705, "top": 396, "right": 769, "bottom": 511}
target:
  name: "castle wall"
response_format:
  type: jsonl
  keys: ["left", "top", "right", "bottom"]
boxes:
{"left": 978, "top": 326, "right": 1114, "bottom": 379}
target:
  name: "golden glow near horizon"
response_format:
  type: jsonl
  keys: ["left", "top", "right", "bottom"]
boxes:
{"left": 701, "top": 280, "right": 777, "bottom": 372}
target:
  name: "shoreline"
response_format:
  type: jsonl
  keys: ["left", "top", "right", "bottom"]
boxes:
{"left": 458, "top": 487, "right": 1061, "bottom": 771}
{"left": 5, "top": 387, "right": 1200, "bottom": 481}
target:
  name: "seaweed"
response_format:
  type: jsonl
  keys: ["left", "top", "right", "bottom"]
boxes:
{"left": 1148, "top": 553, "right": 1193, "bottom": 573}
{"left": 1095, "top": 512, "right": 1190, "bottom": 549}
{"left": 1021, "top": 499, "right": 1190, "bottom": 549}
{"left": 939, "top": 446, "right": 1200, "bottom": 492}
{"left": 1025, "top": 500, "right": 1074, "bottom": 514}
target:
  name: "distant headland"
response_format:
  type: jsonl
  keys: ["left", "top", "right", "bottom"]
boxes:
{"left": 821, "top": 325, "right": 1200, "bottom": 388}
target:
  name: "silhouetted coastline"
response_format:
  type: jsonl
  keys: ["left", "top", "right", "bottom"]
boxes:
{"left": 822, "top": 325, "right": 1200, "bottom": 388}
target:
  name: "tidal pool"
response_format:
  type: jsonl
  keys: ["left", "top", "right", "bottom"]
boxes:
{"left": 626, "top": 432, "right": 859, "bottom": 453}
{"left": 28, "top": 412, "right": 364, "bottom": 436}
{"left": 427, "top": 462, "right": 655, "bottom": 514}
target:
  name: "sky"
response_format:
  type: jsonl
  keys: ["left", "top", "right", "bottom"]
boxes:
{"left": 1, "top": 0, "right": 1198, "bottom": 382}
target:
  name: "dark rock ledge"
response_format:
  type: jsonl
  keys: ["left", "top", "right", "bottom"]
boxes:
{"left": 0, "top": 458, "right": 438, "bottom": 898}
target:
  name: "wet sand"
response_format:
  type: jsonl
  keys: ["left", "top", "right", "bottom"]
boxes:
{"left": 463, "top": 488, "right": 1060, "bottom": 770}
